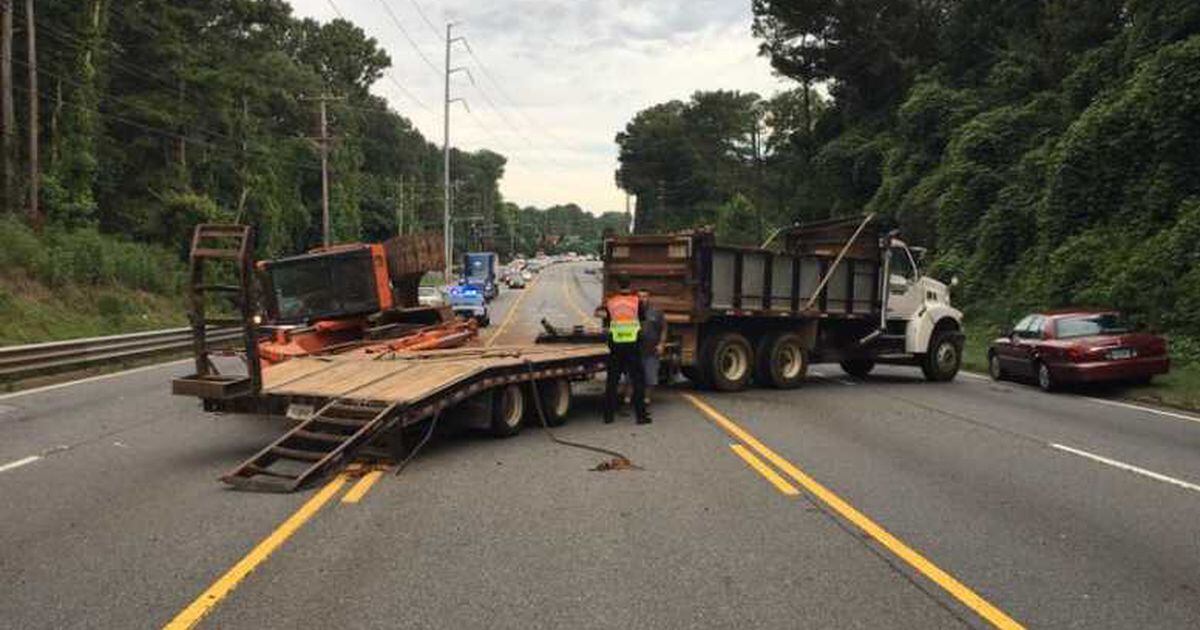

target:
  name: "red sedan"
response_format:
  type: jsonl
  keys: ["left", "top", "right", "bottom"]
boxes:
{"left": 988, "top": 310, "right": 1169, "bottom": 391}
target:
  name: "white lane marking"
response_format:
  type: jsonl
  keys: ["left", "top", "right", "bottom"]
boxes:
{"left": 1082, "top": 397, "right": 1200, "bottom": 427}
{"left": 834, "top": 378, "right": 858, "bottom": 386}
{"left": 0, "top": 358, "right": 191, "bottom": 401}
{"left": 962, "top": 371, "right": 1200, "bottom": 426}
{"left": 1050, "top": 443, "right": 1200, "bottom": 494}
{"left": 0, "top": 455, "right": 41, "bottom": 474}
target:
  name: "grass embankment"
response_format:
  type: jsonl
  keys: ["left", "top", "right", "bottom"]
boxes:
{"left": 0, "top": 218, "right": 187, "bottom": 345}
{"left": 962, "top": 320, "right": 1200, "bottom": 413}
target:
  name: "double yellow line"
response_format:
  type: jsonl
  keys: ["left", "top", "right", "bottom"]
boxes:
{"left": 684, "top": 393, "right": 1024, "bottom": 630}
{"left": 163, "top": 467, "right": 388, "bottom": 629}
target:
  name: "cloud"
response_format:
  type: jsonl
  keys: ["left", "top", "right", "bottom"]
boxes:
{"left": 291, "top": 0, "right": 790, "bottom": 214}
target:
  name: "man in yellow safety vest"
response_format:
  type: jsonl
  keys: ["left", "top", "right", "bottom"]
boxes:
{"left": 595, "top": 273, "right": 651, "bottom": 425}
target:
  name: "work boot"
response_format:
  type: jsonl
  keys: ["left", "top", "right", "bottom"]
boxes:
{"left": 603, "top": 413, "right": 615, "bottom": 424}
{"left": 636, "top": 413, "right": 652, "bottom": 425}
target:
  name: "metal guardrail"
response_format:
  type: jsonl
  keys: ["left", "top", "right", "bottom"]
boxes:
{"left": 0, "top": 326, "right": 243, "bottom": 381}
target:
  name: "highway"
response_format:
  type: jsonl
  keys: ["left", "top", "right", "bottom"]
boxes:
{"left": 2, "top": 262, "right": 1199, "bottom": 629}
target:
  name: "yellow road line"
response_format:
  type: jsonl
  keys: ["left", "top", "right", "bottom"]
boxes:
{"left": 729, "top": 443, "right": 800, "bottom": 495}
{"left": 561, "top": 270, "right": 596, "bottom": 326}
{"left": 485, "top": 274, "right": 539, "bottom": 347}
{"left": 162, "top": 474, "right": 350, "bottom": 629}
{"left": 683, "top": 394, "right": 1024, "bottom": 630}
{"left": 341, "top": 469, "right": 385, "bottom": 504}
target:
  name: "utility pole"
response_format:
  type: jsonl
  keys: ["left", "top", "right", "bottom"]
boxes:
{"left": 1, "top": 0, "right": 13, "bottom": 215}
{"left": 301, "top": 94, "right": 342, "bottom": 247}
{"left": 24, "top": 0, "right": 37, "bottom": 227}
{"left": 400, "top": 176, "right": 410, "bottom": 235}
{"left": 443, "top": 22, "right": 469, "bottom": 284}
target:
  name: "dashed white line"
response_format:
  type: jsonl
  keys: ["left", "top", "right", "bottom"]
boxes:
{"left": 0, "top": 455, "right": 41, "bottom": 474}
{"left": 1050, "top": 443, "right": 1200, "bottom": 494}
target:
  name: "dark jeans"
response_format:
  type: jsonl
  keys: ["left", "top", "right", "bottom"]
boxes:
{"left": 606, "top": 343, "right": 647, "bottom": 422}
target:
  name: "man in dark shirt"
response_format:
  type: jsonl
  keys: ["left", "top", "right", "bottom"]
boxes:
{"left": 638, "top": 290, "right": 667, "bottom": 405}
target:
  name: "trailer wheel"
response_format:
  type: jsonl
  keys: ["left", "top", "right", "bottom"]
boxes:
{"left": 839, "top": 359, "right": 875, "bottom": 378}
{"left": 921, "top": 332, "right": 961, "bottom": 382}
{"left": 755, "top": 333, "right": 807, "bottom": 389}
{"left": 702, "top": 331, "right": 753, "bottom": 392}
{"left": 490, "top": 383, "right": 525, "bottom": 437}
{"left": 527, "top": 378, "right": 571, "bottom": 427}
{"left": 680, "top": 365, "right": 710, "bottom": 388}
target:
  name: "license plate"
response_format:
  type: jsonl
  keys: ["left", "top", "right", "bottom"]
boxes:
{"left": 1108, "top": 348, "right": 1135, "bottom": 360}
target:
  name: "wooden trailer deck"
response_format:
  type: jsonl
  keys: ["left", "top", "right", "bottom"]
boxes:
{"left": 219, "top": 343, "right": 610, "bottom": 492}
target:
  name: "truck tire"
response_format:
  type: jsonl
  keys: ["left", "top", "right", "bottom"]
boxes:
{"left": 490, "top": 383, "right": 525, "bottom": 438}
{"left": 702, "top": 331, "right": 753, "bottom": 392}
{"left": 839, "top": 359, "right": 875, "bottom": 378}
{"left": 921, "top": 332, "right": 961, "bottom": 382}
{"left": 526, "top": 378, "right": 571, "bottom": 427}
{"left": 755, "top": 333, "right": 807, "bottom": 389}
{"left": 680, "top": 365, "right": 710, "bottom": 388}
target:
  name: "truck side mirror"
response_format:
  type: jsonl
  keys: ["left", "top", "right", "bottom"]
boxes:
{"left": 950, "top": 276, "right": 960, "bottom": 288}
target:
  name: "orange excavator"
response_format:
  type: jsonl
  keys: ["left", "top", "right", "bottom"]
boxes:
{"left": 177, "top": 225, "right": 475, "bottom": 402}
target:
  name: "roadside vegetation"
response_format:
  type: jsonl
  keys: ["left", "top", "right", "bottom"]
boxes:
{"left": 612, "top": 0, "right": 1199, "bottom": 405}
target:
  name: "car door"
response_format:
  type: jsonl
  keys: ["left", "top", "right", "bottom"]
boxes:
{"left": 996, "top": 315, "right": 1033, "bottom": 372}
{"left": 1012, "top": 315, "right": 1046, "bottom": 377}
{"left": 885, "top": 246, "right": 922, "bottom": 319}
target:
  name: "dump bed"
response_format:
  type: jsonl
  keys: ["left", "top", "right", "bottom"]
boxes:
{"left": 603, "top": 216, "right": 881, "bottom": 323}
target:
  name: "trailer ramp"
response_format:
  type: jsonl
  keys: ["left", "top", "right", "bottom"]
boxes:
{"left": 222, "top": 398, "right": 395, "bottom": 492}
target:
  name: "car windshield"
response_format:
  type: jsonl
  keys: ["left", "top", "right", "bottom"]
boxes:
{"left": 1055, "top": 313, "right": 1130, "bottom": 339}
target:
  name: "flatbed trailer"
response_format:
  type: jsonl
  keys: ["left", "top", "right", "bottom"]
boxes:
{"left": 171, "top": 224, "right": 610, "bottom": 492}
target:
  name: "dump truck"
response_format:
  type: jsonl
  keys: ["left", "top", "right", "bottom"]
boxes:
{"left": 462, "top": 251, "right": 499, "bottom": 301}
{"left": 602, "top": 214, "right": 964, "bottom": 391}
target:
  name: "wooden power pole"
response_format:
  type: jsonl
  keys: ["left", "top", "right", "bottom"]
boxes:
{"left": 1, "top": 0, "right": 14, "bottom": 214}
{"left": 300, "top": 94, "right": 342, "bottom": 247}
{"left": 24, "top": 0, "right": 37, "bottom": 227}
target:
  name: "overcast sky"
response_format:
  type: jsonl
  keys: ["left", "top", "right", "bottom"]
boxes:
{"left": 290, "top": 0, "right": 790, "bottom": 215}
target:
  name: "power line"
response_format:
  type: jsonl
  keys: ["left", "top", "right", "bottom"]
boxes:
{"left": 462, "top": 40, "right": 572, "bottom": 147}
{"left": 406, "top": 0, "right": 442, "bottom": 40}
{"left": 367, "top": 0, "right": 441, "bottom": 78}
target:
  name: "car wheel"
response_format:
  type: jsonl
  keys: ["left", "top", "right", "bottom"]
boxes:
{"left": 490, "top": 384, "right": 524, "bottom": 437}
{"left": 922, "top": 332, "right": 961, "bottom": 382}
{"left": 839, "top": 359, "right": 875, "bottom": 379}
{"left": 702, "top": 331, "right": 753, "bottom": 392}
{"left": 756, "top": 333, "right": 808, "bottom": 389}
{"left": 1036, "top": 362, "right": 1056, "bottom": 392}
{"left": 987, "top": 352, "right": 1005, "bottom": 381}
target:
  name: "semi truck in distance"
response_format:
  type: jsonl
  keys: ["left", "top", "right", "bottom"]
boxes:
{"left": 462, "top": 252, "right": 499, "bottom": 301}
{"left": 602, "top": 215, "right": 964, "bottom": 391}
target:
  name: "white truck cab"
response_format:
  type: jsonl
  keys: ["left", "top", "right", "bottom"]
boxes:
{"left": 882, "top": 237, "right": 964, "bottom": 375}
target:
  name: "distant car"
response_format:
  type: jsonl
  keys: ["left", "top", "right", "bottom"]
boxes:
{"left": 988, "top": 310, "right": 1169, "bottom": 391}
{"left": 507, "top": 274, "right": 526, "bottom": 289}
{"left": 447, "top": 285, "right": 489, "bottom": 326}
{"left": 417, "top": 286, "right": 444, "bottom": 307}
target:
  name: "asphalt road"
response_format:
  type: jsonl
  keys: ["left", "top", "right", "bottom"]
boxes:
{"left": 2, "top": 262, "right": 1198, "bottom": 629}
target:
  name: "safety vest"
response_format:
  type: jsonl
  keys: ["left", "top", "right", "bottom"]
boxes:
{"left": 606, "top": 293, "right": 641, "bottom": 344}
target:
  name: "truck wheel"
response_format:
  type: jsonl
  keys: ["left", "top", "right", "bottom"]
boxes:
{"left": 756, "top": 333, "right": 807, "bottom": 389}
{"left": 680, "top": 365, "right": 710, "bottom": 388}
{"left": 490, "top": 384, "right": 524, "bottom": 437}
{"left": 921, "top": 332, "right": 961, "bottom": 382}
{"left": 703, "top": 331, "right": 753, "bottom": 392}
{"left": 839, "top": 359, "right": 875, "bottom": 379}
{"left": 526, "top": 378, "right": 571, "bottom": 427}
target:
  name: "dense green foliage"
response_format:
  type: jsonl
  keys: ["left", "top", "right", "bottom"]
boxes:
{"left": 2, "top": 0, "right": 591, "bottom": 280}
{"left": 617, "top": 0, "right": 1200, "bottom": 360}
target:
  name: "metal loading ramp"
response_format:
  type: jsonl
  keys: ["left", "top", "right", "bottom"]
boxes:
{"left": 221, "top": 344, "right": 608, "bottom": 492}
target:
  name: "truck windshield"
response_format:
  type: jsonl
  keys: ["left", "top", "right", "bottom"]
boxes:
{"left": 267, "top": 253, "right": 378, "bottom": 323}
{"left": 465, "top": 257, "right": 490, "bottom": 281}
{"left": 1055, "top": 313, "right": 1130, "bottom": 339}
